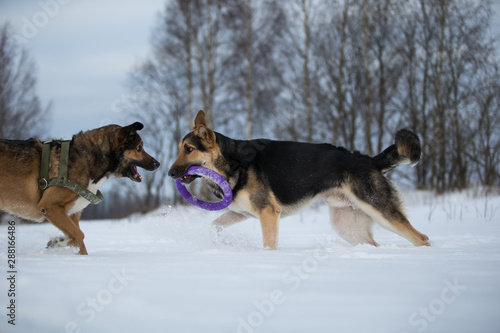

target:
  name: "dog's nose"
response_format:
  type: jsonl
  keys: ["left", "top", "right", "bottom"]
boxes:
{"left": 168, "top": 168, "right": 178, "bottom": 178}
{"left": 153, "top": 159, "right": 160, "bottom": 169}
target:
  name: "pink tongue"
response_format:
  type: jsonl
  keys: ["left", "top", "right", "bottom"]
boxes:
{"left": 133, "top": 166, "right": 141, "bottom": 179}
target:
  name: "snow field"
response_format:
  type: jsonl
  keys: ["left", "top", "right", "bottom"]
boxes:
{"left": 0, "top": 190, "right": 499, "bottom": 333}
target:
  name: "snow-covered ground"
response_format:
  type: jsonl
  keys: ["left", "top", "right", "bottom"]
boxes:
{"left": 1, "top": 190, "right": 499, "bottom": 333}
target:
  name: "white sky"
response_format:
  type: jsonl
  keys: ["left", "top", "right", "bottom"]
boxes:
{"left": 0, "top": 0, "right": 165, "bottom": 138}
{"left": 0, "top": 0, "right": 499, "bottom": 139}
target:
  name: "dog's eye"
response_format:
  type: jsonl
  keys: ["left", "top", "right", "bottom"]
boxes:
{"left": 185, "top": 147, "right": 194, "bottom": 154}
{"left": 137, "top": 145, "right": 143, "bottom": 152}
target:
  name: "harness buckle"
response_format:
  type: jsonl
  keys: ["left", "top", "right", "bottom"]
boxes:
{"left": 38, "top": 178, "right": 48, "bottom": 190}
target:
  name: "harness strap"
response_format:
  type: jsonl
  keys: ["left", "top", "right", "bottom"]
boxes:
{"left": 59, "top": 141, "right": 70, "bottom": 182}
{"left": 39, "top": 143, "right": 51, "bottom": 190}
{"left": 38, "top": 141, "right": 103, "bottom": 205}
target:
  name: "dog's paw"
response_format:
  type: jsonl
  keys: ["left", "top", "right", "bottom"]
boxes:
{"left": 210, "top": 226, "right": 224, "bottom": 245}
{"left": 46, "top": 236, "right": 71, "bottom": 249}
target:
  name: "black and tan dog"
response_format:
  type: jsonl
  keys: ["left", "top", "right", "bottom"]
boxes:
{"left": 169, "top": 110, "right": 429, "bottom": 249}
{"left": 0, "top": 123, "right": 159, "bottom": 254}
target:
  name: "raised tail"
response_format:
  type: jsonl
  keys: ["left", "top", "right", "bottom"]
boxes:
{"left": 373, "top": 129, "right": 421, "bottom": 173}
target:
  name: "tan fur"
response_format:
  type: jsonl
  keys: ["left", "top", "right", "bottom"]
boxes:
{"left": 0, "top": 140, "right": 44, "bottom": 222}
{"left": 329, "top": 185, "right": 429, "bottom": 246}
{"left": 257, "top": 195, "right": 282, "bottom": 250}
{"left": 397, "top": 144, "right": 412, "bottom": 161}
{"left": 212, "top": 210, "right": 248, "bottom": 232}
{"left": 228, "top": 170, "right": 282, "bottom": 249}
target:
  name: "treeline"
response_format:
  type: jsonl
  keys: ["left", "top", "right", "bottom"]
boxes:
{"left": 2, "top": 1, "right": 499, "bottom": 220}
{"left": 116, "top": 0, "right": 499, "bottom": 217}
{"left": 0, "top": 24, "right": 49, "bottom": 139}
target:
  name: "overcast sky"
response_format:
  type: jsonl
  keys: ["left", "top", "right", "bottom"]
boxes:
{"left": 0, "top": 0, "right": 165, "bottom": 138}
{"left": 0, "top": 0, "right": 499, "bottom": 139}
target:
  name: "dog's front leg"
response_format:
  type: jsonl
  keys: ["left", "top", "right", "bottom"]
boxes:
{"left": 212, "top": 210, "right": 248, "bottom": 232}
{"left": 69, "top": 212, "right": 88, "bottom": 254}
{"left": 210, "top": 211, "right": 248, "bottom": 246}
{"left": 258, "top": 205, "right": 282, "bottom": 250}
{"left": 38, "top": 203, "right": 88, "bottom": 255}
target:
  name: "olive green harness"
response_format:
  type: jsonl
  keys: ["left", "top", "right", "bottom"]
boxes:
{"left": 38, "top": 140, "right": 103, "bottom": 204}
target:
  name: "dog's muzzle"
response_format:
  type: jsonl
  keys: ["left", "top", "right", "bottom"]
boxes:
{"left": 150, "top": 159, "right": 161, "bottom": 171}
{"left": 168, "top": 167, "right": 182, "bottom": 178}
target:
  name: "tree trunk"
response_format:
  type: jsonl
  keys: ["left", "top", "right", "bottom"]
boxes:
{"left": 362, "top": 0, "right": 373, "bottom": 155}
{"left": 302, "top": 0, "right": 313, "bottom": 142}
{"left": 245, "top": 0, "right": 253, "bottom": 139}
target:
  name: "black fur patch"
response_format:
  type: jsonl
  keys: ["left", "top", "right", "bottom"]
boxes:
{"left": 182, "top": 132, "right": 208, "bottom": 152}
{"left": 213, "top": 130, "right": 419, "bottom": 210}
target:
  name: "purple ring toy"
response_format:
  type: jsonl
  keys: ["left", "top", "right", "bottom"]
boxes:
{"left": 175, "top": 166, "right": 233, "bottom": 211}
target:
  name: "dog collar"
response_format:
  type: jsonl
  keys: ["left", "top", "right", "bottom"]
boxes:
{"left": 38, "top": 140, "right": 103, "bottom": 205}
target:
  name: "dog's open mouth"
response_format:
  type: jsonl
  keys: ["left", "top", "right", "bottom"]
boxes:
{"left": 180, "top": 174, "right": 200, "bottom": 185}
{"left": 129, "top": 165, "right": 142, "bottom": 182}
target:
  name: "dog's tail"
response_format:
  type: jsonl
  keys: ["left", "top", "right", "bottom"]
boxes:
{"left": 373, "top": 129, "right": 421, "bottom": 173}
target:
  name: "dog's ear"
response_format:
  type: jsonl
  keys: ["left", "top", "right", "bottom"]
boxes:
{"left": 193, "top": 110, "right": 207, "bottom": 129}
{"left": 125, "top": 122, "right": 144, "bottom": 138}
{"left": 196, "top": 126, "right": 216, "bottom": 145}
{"left": 126, "top": 122, "right": 144, "bottom": 133}
{"left": 118, "top": 122, "right": 144, "bottom": 144}
{"left": 193, "top": 110, "right": 215, "bottom": 145}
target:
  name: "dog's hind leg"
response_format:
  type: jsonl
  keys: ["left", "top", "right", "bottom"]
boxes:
{"left": 359, "top": 203, "right": 429, "bottom": 246}
{"left": 347, "top": 176, "right": 430, "bottom": 246}
{"left": 329, "top": 206, "right": 379, "bottom": 246}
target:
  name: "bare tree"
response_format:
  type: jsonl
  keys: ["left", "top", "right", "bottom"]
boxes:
{"left": 361, "top": 0, "right": 374, "bottom": 155}
{"left": 313, "top": 0, "right": 356, "bottom": 148}
{"left": 223, "top": 0, "right": 287, "bottom": 139}
{"left": 0, "top": 22, "right": 50, "bottom": 139}
{"left": 280, "top": 0, "right": 319, "bottom": 142}
{"left": 179, "top": 0, "right": 195, "bottom": 126}
{"left": 395, "top": 0, "right": 498, "bottom": 191}
{"left": 469, "top": 66, "right": 500, "bottom": 188}
{"left": 113, "top": 0, "right": 233, "bottom": 207}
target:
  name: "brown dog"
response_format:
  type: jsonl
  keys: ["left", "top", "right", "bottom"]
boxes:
{"left": 0, "top": 123, "right": 159, "bottom": 254}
